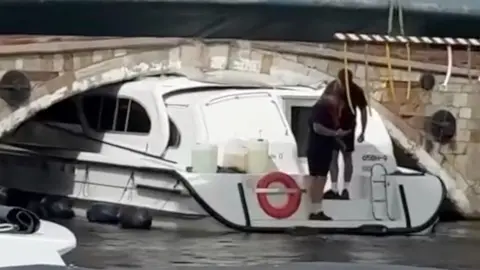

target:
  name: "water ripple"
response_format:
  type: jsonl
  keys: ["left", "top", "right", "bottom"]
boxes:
{"left": 60, "top": 219, "right": 480, "bottom": 270}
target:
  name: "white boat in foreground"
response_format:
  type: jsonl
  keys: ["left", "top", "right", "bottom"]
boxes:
{"left": 0, "top": 206, "right": 76, "bottom": 267}
{"left": 0, "top": 73, "right": 445, "bottom": 235}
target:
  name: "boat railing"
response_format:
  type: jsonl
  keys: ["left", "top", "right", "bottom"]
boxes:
{"left": 370, "top": 163, "right": 395, "bottom": 221}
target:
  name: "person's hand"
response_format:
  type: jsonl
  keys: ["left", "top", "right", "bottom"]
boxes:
{"left": 357, "top": 133, "right": 365, "bottom": 143}
{"left": 335, "top": 129, "right": 351, "bottom": 137}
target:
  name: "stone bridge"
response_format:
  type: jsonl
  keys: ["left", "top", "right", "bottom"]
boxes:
{"left": 0, "top": 36, "right": 479, "bottom": 217}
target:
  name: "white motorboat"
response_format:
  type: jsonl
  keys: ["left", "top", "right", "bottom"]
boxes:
{"left": 0, "top": 205, "right": 76, "bottom": 267}
{"left": 0, "top": 73, "right": 445, "bottom": 235}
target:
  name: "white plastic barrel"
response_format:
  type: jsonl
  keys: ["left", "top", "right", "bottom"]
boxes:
{"left": 246, "top": 138, "right": 270, "bottom": 174}
{"left": 222, "top": 139, "right": 248, "bottom": 172}
{"left": 191, "top": 143, "right": 218, "bottom": 173}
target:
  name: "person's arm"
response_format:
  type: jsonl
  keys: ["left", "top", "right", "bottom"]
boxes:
{"left": 313, "top": 122, "right": 338, "bottom": 136}
{"left": 360, "top": 107, "right": 367, "bottom": 135}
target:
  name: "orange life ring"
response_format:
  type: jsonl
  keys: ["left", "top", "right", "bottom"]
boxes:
{"left": 256, "top": 172, "right": 302, "bottom": 219}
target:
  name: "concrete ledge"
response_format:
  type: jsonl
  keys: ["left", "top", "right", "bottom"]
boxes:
{"left": 0, "top": 38, "right": 185, "bottom": 55}
{"left": 251, "top": 42, "right": 472, "bottom": 77}
{"left": 0, "top": 38, "right": 468, "bottom": 78}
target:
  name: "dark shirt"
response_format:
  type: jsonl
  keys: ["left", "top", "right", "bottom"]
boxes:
{"left": 323, "top": 80, "right": 367, "bottom": 129}
{"left": 307, "top": 96, "right": 338, "bottom": 154}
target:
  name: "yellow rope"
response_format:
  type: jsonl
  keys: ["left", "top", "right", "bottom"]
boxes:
{"left": 405, "top": 42, "right": 412, "bottom": 100}
{"left": 385, "top": 42, "right": 396, "bottom": 102}
{"left": 364, "top": 43, "right": 372, "bottom": 116}
{"left": 442, "top": 45, "right": 453, "bottom": 89}
{"left": 467, "top": 44, "right": 472, "bottom": 86}
{"left": 343, "top": 41, "right": 354, "bottom": 114}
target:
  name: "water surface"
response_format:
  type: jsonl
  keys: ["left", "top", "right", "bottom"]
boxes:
{"left": 61, "top": 219, "right": 480, "bottom": 270}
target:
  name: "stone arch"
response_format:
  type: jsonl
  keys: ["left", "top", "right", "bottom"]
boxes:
{"left": 0, "top": 42, "right": 335, "bottom": 137}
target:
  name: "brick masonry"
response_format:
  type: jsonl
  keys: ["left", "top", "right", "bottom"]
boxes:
{"left": 0, "top": 38, "right": 477, "bottom": 216}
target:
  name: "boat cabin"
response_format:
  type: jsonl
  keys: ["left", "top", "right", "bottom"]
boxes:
{"left": 6, "top": 76, "right": 397, "bottom": 199}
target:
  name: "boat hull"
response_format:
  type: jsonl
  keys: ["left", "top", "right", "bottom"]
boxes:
{"left": 68, "top": 196, "right": 439, "bottom": 236}
{"left": 0, "top": 220, "right": 77, "bottom": 267}
{"left": 71, "top": 201, "right": 230, "bottom": 233}
{"left": 0, "top": 147, "right": 445, "bottom": 236}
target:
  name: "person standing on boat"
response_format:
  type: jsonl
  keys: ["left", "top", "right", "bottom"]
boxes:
{"left": 323, "top": 69, "right": 368, "bottom": 200}
{"left": 307, "top": 93, "right": 351, "bottom": 221}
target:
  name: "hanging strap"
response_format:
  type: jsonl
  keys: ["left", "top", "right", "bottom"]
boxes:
{"left": 397, "top": 0, "right": 412, "bottom": 100}
{"left": 343, "top": 42, "right": 355, "bottom": 114}
{"left": 364, "top": 44, "right": 372, "bottom": 116}
{"left": 385, "top": 0, "right": 396, "bottom": 103}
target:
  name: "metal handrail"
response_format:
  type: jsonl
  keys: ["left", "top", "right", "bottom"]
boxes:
{"left": 370, "top": 163, "right": 395, "bottom": 221}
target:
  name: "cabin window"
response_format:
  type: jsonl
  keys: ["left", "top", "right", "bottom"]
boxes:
{"left": 291, "top": 106, "right": 312, "bottom": 157}
{"left": 34, "top": 98, "right": 81, "bottom": 125}
{"left": 82, "top": 95, "right": 151, "bottom": 134}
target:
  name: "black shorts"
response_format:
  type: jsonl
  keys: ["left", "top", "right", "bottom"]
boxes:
{"left": 334, "top": 130, "right": 355, "bottom": 152}
{"left": 307, "top": 144, "right": 334, "bottom": 177}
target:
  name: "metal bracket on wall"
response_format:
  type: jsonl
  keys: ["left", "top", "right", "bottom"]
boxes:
{"left": 0, "top": 70, "right": 32, "bottom": 106}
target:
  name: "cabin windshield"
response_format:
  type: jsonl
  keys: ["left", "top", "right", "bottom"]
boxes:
{"left": 163, "top": 104, "right": 195, "bottom": 164}
{"left": 202, "top": 92, "right": 288, "bottom": 141}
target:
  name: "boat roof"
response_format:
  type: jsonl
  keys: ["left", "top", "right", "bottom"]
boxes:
{"left": 153, "top": 76, "right": 324, "bottom": 106}
{"left": 165, "top": 88, "right": 322, "bottom": 106}
{"left": 88, "top": 73, "right": 324, "bottom": 106}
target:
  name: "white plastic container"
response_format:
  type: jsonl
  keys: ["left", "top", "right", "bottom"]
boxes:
{"left": 191, "top": 143, "right": 218, "bottom": 173}
{"left": 246, "top": 138, "right": 270, "bottom": 174}
{"left": 222, "top": 139, "right": 248, "bottom": 172}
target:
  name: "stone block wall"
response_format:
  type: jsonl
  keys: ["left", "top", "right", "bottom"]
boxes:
{"left": 333, "top": 42, "right": 480, "bottom": 211}
{"left": 328, "top": 43, "right": 480, "bottom": 70}
{"left": 0, "top": 46, "right": 149, "bottom": 122}
{"left": 274, "top": 41, "right": 480, "bottom": 213}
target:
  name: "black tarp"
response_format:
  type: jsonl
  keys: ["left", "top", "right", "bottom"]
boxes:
{"left": 0, "top": 0, "right": 479, "bottom": 41}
